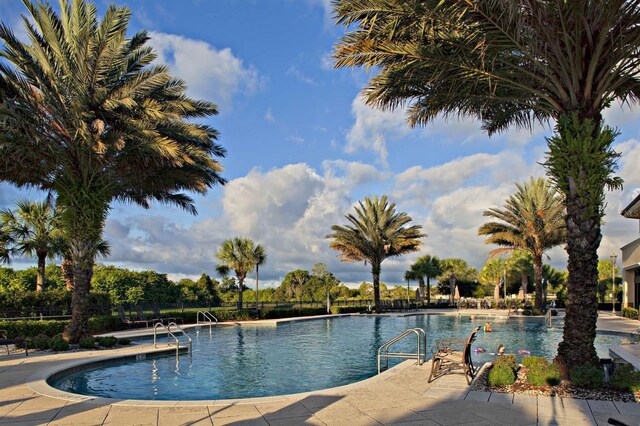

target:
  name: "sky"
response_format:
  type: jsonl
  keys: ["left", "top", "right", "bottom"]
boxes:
{"left": 1, "top": 0, "right": 640, "bottom": 289}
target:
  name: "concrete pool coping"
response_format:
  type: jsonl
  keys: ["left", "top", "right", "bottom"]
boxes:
{"left": 1, "top": 310, "right": 638, "bottom": 425}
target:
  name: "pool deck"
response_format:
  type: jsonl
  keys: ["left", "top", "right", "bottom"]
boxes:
{"left": 0, "top": 310, "right": 638, "bottom": 425}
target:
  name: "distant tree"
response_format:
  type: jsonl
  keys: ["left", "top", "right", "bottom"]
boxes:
{"left": 505, "top": 250, "right": 534, "bottom": 298}
{"left": 479, "top": 178, "right": 565, "bottom": 310}
{"left": 437, "top": 259, "right": 478, "bottom": 301}
{"left": 327, "top": 195, "right": 425, "bottom": 311}
{"left": 358, "top": 282, "right": 373, "bottom": 300}
{"left": 251, "top": 244, "right": 267, "bottom": 312}
{"left": 597, "top": 259, "right": 621, "bottom": 303}
{"left": 410, "top": 255, "right": 441, "bottom": 305}
{"left": 1, "top": 200, "right": 64, "bottom": 291}
{"left": 282, "top": 269, "right": 311, "bottom": 305}
{"left": 404, "top": 269, "right": 419, "bottom": 301}
{"left": 196, "top": 273, "right": 221, "bottom": 306}
{"left": 216, "top": 238, "right": 260, "bottom": 309}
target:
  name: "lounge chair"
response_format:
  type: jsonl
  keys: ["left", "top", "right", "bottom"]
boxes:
{"left": 428, "top": 326, "right": 481, "bottom": 384}
{"left": 152, "top": 306, "right": 183, "bottom": 325}
{"left": 136, "top": 305, "right": 161, "bottom": 327}
{"left": 0, "top": 330, "right": 28, "bottom": 356}
{"left": 117, "top": 305, "right": 150, "bottom": 329}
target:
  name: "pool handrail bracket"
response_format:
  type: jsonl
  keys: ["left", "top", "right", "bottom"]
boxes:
{"left": 153, "top": 322, "right": 192, "bottom": 357}
{"left": 197, "top": 311, "right": 218, "bottom": 332}
{"left": 377, "top": 327, "right": 426, "bottom": 374}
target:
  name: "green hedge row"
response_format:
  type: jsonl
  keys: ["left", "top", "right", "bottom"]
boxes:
{"left": 330, "top": 306, "right": 366, "bottom": 314}
{"left": 0, "top": 315, "right": 125, "bottom": 338}
{"left": 622, "top": 307, "right": 639, "bottom": 320}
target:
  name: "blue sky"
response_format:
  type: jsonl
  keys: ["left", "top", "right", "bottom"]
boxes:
{"left": 2, "top": 0, "right": 640, "bottom": 288}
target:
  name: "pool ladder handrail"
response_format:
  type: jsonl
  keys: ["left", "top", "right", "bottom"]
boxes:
{"left": 197, "top": 311, "right": 218, "bottom": 332}
{"left": 153, "top": 322, "right": 192, "bottom": 357}
{"left": 377, "top": 328, "right": 426, "bottom": 374}
{"left": 545, "top": 309, "right": 552, "bottom": 328}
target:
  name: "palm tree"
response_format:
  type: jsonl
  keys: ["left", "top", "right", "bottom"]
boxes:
{"left": 252, "top": 244, "right": 266, "bottom": 313}
{"left": 479, "top": 178, "right": 565, "bottom": 311}
{"left": 333, "top": 0, "right": 636, "bottom": 370}
{"left": 0, "top": 228, "right": 12, "bottom": 265}
{"left": 403, "top": 268, "right": 419, "bottom": 303}
{"left": 327, "top": 195, "right": 425, "bottom": 311}
{"left": 411, "top": 255, "right": 441, "bottom": 306}
{"left": 1, "top": 200, "right": 64, "bottom": 291}
{"left": 0, "top": 0, "right": 225, "bottom": 341}
{"left": 437, "top": 258, "right": 478, "bottom": 303}
{"left": 216, "top": 238, "right": 258, "bottom": 309}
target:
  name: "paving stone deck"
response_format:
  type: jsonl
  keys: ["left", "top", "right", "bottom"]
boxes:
{"left": 0, "top": 310, "right": 637, "bottom": 425}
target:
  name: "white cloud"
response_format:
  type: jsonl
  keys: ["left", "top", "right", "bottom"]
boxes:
{"left": 287, "top": 66, "right": 317, "bottom": 85}
{"left": 265, "top": 108, "right": 275, "bottom": 123}
{"left": 320, "top": 52, "right": 334, "bottom": 71}
{"left": 149, "top": 32, "right": 263, "bottom": 111}
{"left": 604, "top": 100, "right": 640, "bottom": 127}
{"left": 345, "top": 96, "right": 410, "bottom": 167}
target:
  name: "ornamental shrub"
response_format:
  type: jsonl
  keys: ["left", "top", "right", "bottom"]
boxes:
{"left": 611, "top": 364, "right": 640, "bottom": 392}
{"left": 50, "top": 335, "right": 70, "bottom": 352}
{"left": 96, "top": 336, "right": 118, "bottom": 347}
{"left": 79, "top": 336, "right": 96, "bottom": 349}
{"left": 570, "top": 364, "right": 604, "bottom": 389}
{"left": 525, "top": 360, "right": 561, "bottom": 386}
{"left": 522, "top": 356, "right": 549, "bottom": 370}
{"left": 622, "top": 307, "right": 639, "bottom": 320}
{"left": 117, "top": 338, "right": 131, "bottom": 346}
{"left": 0, "top": 320, "right": 66, "bottom": 338}
{"left": 488, "top": 363, "right": 516, "bottom": 386}
{"left": 30, "top": 334, "right": 51, "bottom": 350}
{"left": 493, "top": 355, "right": 518, "bottom": 372}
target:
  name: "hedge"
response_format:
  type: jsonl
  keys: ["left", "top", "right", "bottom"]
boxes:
{"left": 0, "top": 315, "right": 123, "bottom": 338}
{"left": 622, "top": 307, "right": 639, "bottom": 320}
{"left": 330, "top": 306, "right": 366, "bottom": 314}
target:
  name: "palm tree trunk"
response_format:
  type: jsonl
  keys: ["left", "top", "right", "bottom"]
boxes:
{"left": 36, "top": 252, "right": 46, "bottom": 292}
{"left": 426, "top": 276, "right": 431, "bottom": 306}
{"left": 237, "top": 278, "right": 244, "bottom": 310}
{"left": 255, "top": 266, "right": 259, "bottom": 315}
{"left": 61, "top": 258, "right": 74, "bottom": 291}
{"left": 533, "top": 254, "right": 543, "bottom": 310}
{"left": 371, "top": 263, "right": 381, "bottom": 312}
{"left": 417, "top": 277, "right": 425, "bottom": 300}
{"left": 64, "top": 236, "right": 96, "bottom": 342}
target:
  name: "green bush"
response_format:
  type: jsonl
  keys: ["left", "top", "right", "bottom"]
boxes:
{"left": 79, "top": 336, "right": 96, "bottom": 349}
{"left": 611, "top": 364, "right": 640, "bottom": 392}
{"left": 570, "top": 364, "right": 604, "bottom": 389}
{"left": 622, "top": 307, "right": 639, "bottom": 320}
{"left": 522, "top": 356, "right": 549, "bottom": 370}
{"left": 96, "top": 336, "right": 118, "bottom": 348}
{"left": 525, "top": 361, "right": 561, "bottom": 387}
{"left": 493, "top": 355, "right": 518, "bottom": 372}
{"left": 522, "top": 309, "right": 532, "bottom": 316}
{"left": 0, "top": 320, "right": 67, "bottom": 338}
{"left": 89, "top": 316, "right": 126, "bottom": 334}
{"left": 117, "top": 338, "right": 131, "bottom": 346}
{"left": 330, "top": 306, "right": 366, "bottom": 314}
{"left": 30, "top": 334, "right": 52, "bottom": 350}
{"left": 50, "top": 335, "right": 70, "bottom": 351}
{"left": 532, "top": 308, "right": 543, "bottom": 316}
{"left": 488, "top": 363, "right": 516, "bottom": 386}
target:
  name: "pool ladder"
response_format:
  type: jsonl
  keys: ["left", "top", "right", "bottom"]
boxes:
{"left": 377, "top": 328, "right": 426, "bottom": 373}
{"left": 153, "top": 322, "right": 192, "bottom": 357}
{"left": 197, "top": 311, "right": 218, "bottom": 332}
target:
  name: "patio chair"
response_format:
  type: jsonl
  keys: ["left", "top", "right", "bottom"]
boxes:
{"left": 117, "top": 305, "right": 150, "bottom": 329}
{"left": 151, "top": 306, "right": 183, "bottom": 325}
{"left": 0, "top": 330, "right": 28, "bottom": 356}
{"left": 136, "top": 305, "right": 161, "bottom": 327}
{"left": 428, "top": 326, "right": 481, "bottom": 384}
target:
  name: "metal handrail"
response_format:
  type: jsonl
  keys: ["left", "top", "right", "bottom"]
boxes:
{"left": 545, "top": 310, "right": 552, "bottom": 328}
{"left": 153, "top": 322, "right": 192, "bottom": 357}
{"left": 197, "top": 311, "right": 218, "bottom": 332}
{"left": 377, "top": 328, "right": 426, "bottom": 373}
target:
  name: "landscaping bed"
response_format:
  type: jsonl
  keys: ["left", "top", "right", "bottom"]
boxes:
{"left": 472, "top": 355, "right": 639, "bottom": 403}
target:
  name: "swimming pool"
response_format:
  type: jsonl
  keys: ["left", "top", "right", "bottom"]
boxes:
{"left": 49, "top": 315, "right": 623, "bottom": 400}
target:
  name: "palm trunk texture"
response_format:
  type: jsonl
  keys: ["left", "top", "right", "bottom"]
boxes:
{"left": 61, "top": 258, "right": 74, "bottom": 291}
{"left": 36, "top": 252, "right": 46, "bottom": 292}
{"left": 237, "top": 279, "right": 244, "bottom": 310}
{"left": 533, "top": 255, "right": 544, "bottom": 311}
{"left": 426, "top": 277, "right": 431, "bottom": 306}
{"left": 372, "top": 263, "right": 381, "bottom": 312}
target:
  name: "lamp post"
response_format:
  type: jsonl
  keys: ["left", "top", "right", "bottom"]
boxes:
{"left": 611, "top": 252, "right": 618, "bottom": 315}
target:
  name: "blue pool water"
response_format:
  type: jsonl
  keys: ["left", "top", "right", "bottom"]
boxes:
{"left": 49, "top": 315, "right": 622, "bottom": 400}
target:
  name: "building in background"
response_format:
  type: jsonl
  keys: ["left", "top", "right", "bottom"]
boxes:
{"left": 621, "top": 194, "right": 640, "bottom": 308}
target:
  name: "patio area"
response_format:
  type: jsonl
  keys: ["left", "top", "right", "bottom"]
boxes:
{"left": 0, "top": 311, "right": 638, "bottom": 425}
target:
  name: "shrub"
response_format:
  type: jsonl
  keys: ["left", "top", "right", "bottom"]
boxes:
{"left": 30, "top": 334, "right": 51, "bottom": 350}
{"left": 522, "top": 356, "right": 549, "bottom": 370}
{"left": 488, "top": 363, "right": 516, "bottom": 386}
{"left": 0, "top": 320, "right": 67, "bottom": 338}
{"left": 96, "top": 336, "right": 118, "bottom": 348}
{"left": 79, "top": 336, "right": 96, "bottom": 349}
{"left": 532, "top": 308, "right": 543, "bottom": 316}
{"left": 622, "top": 307, "right": 639, "bottom": 320}
{"left": 522, "top": 309, "right": 532, "bottom": 316}
{"left": 89, "top": 316, "right": 126, "bottom": 334}
{"left": 611, "top": 364, "right": 640, "bottom": 392}
{"left": 525, "top": 361, "right": 561, "bottom": 387}
{"left": 330, "top": 306, "right": 366, "bottom": 314}
{"left": 570, "top": 364, "right": 604, "bottom": 389}
{"left": 493, "top": 355, "right": 518, "bottom": 372}
{"left": 50, "top": 335, "right": 70, "bottom": 351}
{"left": 117, "top": 338, "right": 131, "bottom": 346}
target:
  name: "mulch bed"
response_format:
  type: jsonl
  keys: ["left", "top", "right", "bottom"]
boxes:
{"left": 472, "top": 364, "right": 639, "bottom": 403}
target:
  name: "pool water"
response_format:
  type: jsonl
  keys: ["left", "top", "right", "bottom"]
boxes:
{"left": 49, "top": 315, "right": 622, "bottom": 400}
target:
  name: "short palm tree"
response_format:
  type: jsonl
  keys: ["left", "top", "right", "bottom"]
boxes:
{"left": 479, "top": 178, "right": 565, "bottom": 310}
{"left": 332, "top": 0, "right": 635, "bottom": 370}
{"left": 251, "top": 244, "right": 266, "bottom": 312}
{"left": 327, "top": 195, "right": 425, "bottom": 311}
{"left": 216, "top": 238, "right": 259, "bottom": 309}
{"left": 1, "top": 200, "right": 65, "bottom": 291}
{"left": 0, "top": 0, "right": 225, "bottom": 341}
{"left": 410, "top": 255, "right": 441, "bottom": 305}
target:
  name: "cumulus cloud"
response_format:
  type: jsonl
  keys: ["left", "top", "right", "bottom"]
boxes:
{"left": 149, "top": 32, "right": 263, "bottom": 111}
{"left": 345, "top": 96, "right": 410, "bottom": 167}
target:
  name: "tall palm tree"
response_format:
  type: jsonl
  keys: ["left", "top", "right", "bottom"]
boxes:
{"left": 252, "top": 244, "right": 266, "bottom": 313}
{"left": 403, "top": 268, "right": 419, "bottom": 303}
{"left": 0, "top": 0, "right": 225, "bottom": 341}
{"left": 216, "top": 238, "right": 258, "bottom": 310}
{"left": 332, "top": 0, "right": 635, "bottom": 370}
{"left": 0, "top": 228, "right": 12, "bottom": 265}
{"left": 411, "top": 255, "right": 441, "bottom": 306}
{"left": 1, "top": 200, "right": 64, "bottom": 291}
{"left": 479, "top": 178, "right": 565, "bottom": 311}
{"left": 327, "top": 195, "right": 425, "bottom": 311}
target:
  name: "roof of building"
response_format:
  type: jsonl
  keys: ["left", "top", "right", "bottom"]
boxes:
{"left": 622, "top": 193, "right": 640, "bottom": 219}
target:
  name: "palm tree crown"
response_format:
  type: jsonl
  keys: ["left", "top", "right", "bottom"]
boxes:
{"left": 0, "top": 0, "right": 225, "bottom": 340}
{"left": 327, "top": 195, "right": 425, "bottom": 310}
{"left": 216, "top": 237, "right": 260, "bottom": 309}
{"left": 479, "top": 177, "right": 565, "bottom": 310}
{"left": 1, "top": 199, "right": 65, "bottom": 291}
{"left": 410, "top": 254, "right": 440, "bottom": 305}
